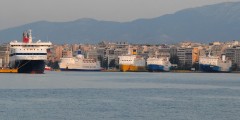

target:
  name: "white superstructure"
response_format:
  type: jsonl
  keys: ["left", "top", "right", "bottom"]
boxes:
{"left": 59, "top": 51, "right": 102, "bottom": 71}
{"left": 10, "top": 41, "right": 51, "bottom": 62}
{"left": 118, "top": 55, "right": 145, "bottom": 67}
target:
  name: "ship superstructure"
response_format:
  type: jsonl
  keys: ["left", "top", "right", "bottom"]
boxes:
{"left": 147, "top": 57, "right": 171, "bottom": 72}
{"left": 59, "top": 50, "right": 102, "bottom": 71}
{"left": 9, "top": 30, "right": 52, "bottom": 73}
{"left": 199, "top": 54, "right": 232, "bottom": 72}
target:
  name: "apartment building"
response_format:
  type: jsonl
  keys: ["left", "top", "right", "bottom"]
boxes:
{"left": 225, "top": 46, "right": 240, "bottom": 67}
{"left": 177, "top": 47, "right": 193, "bottom": 67}
{"left": 0, "top": 43, "right": 10, "bottom": 67}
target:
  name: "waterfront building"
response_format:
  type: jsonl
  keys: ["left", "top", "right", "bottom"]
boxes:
{"left": 37, "top": 40, "right": 240, "bottom": 70}
{"left": 158, "top": 45, "right": 171, "bottom": 58}
{"left": 72, "top": 44, "right": 80, "bottom": 52}
{"left": 116, "top": 42, "right": 129, "bottom": 49}
{"left": 225, "top": 46, "right": 240, "bottom": 68}
{"left": 62, "top": 49, "right": 72, "bottom": 58}
{"left": 177, "top": 47, "right": 193, "bottom": 68}
{"left": 86, "top": 48, "right": 99, "bottom": 60}
{"left": 170, "top": 46, "right": 178, "bottom": 57}
{"left": 0, "top": 43, "right": 10, "bottom": 67}
{"left": 192, "top": 47, "right": 199, "bottom": 64}
{"left": 0, "top": 58, "right": 2, "bottom": 67}
{"left": 53, "top": 45, "right": 63, "bottom": 61}
{"left": 114, "top": 48, "right": 128, "bottom": 56}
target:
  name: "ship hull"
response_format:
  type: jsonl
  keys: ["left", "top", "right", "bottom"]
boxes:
{"left": 12, "top": 60, "right": 45, "bottom": 73}
{"left": 119, "top": 65, "right": 146, "bottom": 72}
{"left": 147, "top": 64, "right": 170, "bottom": 72}
{"left": 199, "top": 64, "right": 231, "bottom": 73}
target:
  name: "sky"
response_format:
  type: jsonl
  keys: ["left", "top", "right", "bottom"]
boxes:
{"left": 0, "top": 0, "right": 239, "bottom": 30}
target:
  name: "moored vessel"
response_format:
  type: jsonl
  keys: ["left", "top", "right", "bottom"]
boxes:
{"left": 9, "top": 30, "right": 52, "bottom": 73}
{"left": 147, "top": 57, "right": 171, "bottom": 72}
{"left": 44, "top": 65, "right": 52, "bottom": 71}
{"left": 118, "top": 49, "right": 146, "bottom": 72}
{"left": 59, "top": 50, "right": 102, "bottom": 71}
{"left": 118, "top": 55, "right": 146, "bottom": 72}
{"left": 199, "top": 54, "right": 232, "bottom": 72}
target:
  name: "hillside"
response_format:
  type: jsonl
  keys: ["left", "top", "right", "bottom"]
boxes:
{"left": 0, "top": 2, "right": 240, "bottom": 44}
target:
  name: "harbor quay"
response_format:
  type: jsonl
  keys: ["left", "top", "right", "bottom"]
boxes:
{"left": 1, "top": 40, "right": 240, "bottom": 73}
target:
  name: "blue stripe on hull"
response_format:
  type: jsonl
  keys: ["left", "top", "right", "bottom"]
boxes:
{"left": 60, "top": 68, "right": 102, "bottom": 72}
{"left": 199, "top": 64, "right": 230, "bottom": 72}
{"left": 147, "top": 64, "right": 170, "bottom": 72}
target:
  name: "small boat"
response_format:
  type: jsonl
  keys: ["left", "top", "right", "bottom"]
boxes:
{"left": 44, "top": 65, "right": 52, "bottom": 71}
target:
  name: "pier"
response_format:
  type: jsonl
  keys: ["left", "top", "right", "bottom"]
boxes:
{"left": 0, "top": 68, "right": 18, "bottom": 73}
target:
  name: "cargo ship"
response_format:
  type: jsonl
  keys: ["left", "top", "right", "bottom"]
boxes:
{"left": 147, "top": 57, "right": 171, "bottom": 72}
{"left": 199, "top": 54, "right": 232, "bottom": 72}
{"left": 9, "top": 30, "right": 52, "bottom": 73}
{"left": 59, "top": 50, "right": 102, "bottom": 71}
{"left": 118, "top": 49, "right": 146, "bottom": 72}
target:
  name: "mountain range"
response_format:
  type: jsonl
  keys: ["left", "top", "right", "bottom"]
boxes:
{"left": 1, "top": 2, "right": 240, "bottom": 44}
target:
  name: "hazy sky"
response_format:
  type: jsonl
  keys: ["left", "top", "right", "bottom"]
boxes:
{"left": 0, "top": 0, "right": 239, "bottom": 30}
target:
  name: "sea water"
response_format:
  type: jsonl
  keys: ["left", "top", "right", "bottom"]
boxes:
{"left": 0, "top": 72, "right": 239, "bottom": 120}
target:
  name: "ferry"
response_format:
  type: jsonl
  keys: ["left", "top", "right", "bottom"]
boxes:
{"left": 59, "top": 50, "right": 102, "bottom": 71}
{"left": 199, "top": 54, "right": 232, "bottom": 72}
{"left": 147, "top": 57, "right": 171, "bottom": 72}
{"left": 118, "top": 49, "right": 146, "bottom": 72}
{"left": 9, "top": 30, "right": 52, "bottom": 73}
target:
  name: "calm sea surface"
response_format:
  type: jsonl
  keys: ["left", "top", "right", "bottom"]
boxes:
{"left": 0, "top": 71, "right": 239, "bottom": 120}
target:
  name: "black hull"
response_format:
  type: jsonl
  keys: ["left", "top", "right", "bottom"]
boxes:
{"left": 13, "top": 60, "right": 45, "bottom": 73}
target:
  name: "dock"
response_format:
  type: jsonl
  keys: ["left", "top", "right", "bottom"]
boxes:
{"left": 170, "top": 70, "right": 197, "bottom": 73}
{"left": 0, "top": 69, "right": 18, "bottom": 73}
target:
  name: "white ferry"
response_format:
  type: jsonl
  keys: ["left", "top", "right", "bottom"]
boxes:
{"left": 199, "top": 54, "right": 232, "bottom": 72}
{"left": 147, "top": 57, "right": 171, "bottom": 72}
{"left": 9, "top": 30, "right": 52, "bottom": 73}
{"left": 59, "top": 50, "right": 102, "bottom": 71}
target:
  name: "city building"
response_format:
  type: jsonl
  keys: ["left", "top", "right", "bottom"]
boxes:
{"left": 225, "top": 46, "right": 240, "bottom": 67}
{"left": 177, "top": 47, "right": 193, "bottom": 68}
{"left": 0, "top": 43, "right": 10, "bottom": 67}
